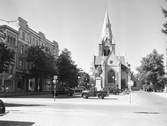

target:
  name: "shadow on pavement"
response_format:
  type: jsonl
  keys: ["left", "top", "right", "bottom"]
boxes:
{"left": 81, "top": 97, "right": 118, "bottom": 100}
{"left": 15, "top": 94, "right": 82, "bottom": 99}
{"left": 0, "top": 120, "right": 35, "bottom": 126}
{"left": 5, "top": 103, "right": 45, "bottom": 107}
{"left": 52, "top": 95, "right": 82, "bottom": 99}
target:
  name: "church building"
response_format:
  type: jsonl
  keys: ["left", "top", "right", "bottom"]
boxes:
{"left": 90, "top": 10, "right": 130, "bottom": 90}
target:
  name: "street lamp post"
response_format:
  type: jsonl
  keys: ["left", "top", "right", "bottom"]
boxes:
{"left": 78, "top": 76, "right": 80, "bottom": 86}
{"left": 53, "top": 75, "right": 57, "bottom": 101}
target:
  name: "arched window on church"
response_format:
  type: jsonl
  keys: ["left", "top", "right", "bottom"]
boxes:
{"left": 107, "top": 50, "right": 110, "bottom": 55}
{"left": 108, "top": 69, "right": 115, "bottom": 83}
{"left": 103, "top": 46, "right": 110, "bottom": 56}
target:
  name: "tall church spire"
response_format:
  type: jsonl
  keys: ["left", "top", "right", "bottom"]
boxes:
{"left": 98, "top": 9, "right": 115, "bottom": 56}
{"left": 100, "top": 9, "right": 113, "bottom": 44}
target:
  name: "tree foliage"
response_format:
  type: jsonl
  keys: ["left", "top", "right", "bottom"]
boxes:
{"left": 56, "top": 48, "right": 80, "bottom": 89}
{"left": 136, "top": 49, "right": 166, "bottom": 91}
{"left": 78, "top": 71, "right": 90, "bottom": 88}
{"left": 0, "top": 42, "right": 15, "bottom": 73}
{"left": 161, "top": 5, "right": 167, "bottom": 34}
{"left": 26, "top": 45, "right": 57, "bottom": 91}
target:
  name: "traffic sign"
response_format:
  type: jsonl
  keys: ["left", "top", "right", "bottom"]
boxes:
{"left": 54, "top": 75, "right": 57, "bottom": 80}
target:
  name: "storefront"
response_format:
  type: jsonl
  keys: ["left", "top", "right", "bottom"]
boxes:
{"left": 0, "top": 73, "right": 15, "bottom": 92}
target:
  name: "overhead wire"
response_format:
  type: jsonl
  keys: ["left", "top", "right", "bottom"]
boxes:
{"left": 0, "top": 19, "right": 18, "bottom": 23}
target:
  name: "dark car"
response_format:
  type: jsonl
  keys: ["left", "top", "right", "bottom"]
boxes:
{"left": 103, "top": 86, "right": 120, "bottom": 95}
{"left": 81, "top": 87, "right": 107, "bottom": 99}
{"left": 52, "top": 87, "right": 74, "bottom": 96}
{"left": 0, "top": 99, "right": 5, "bottom": 115}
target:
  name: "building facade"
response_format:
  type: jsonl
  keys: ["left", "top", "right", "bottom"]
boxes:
{"left": 90, "top": 10, "right": 129, "bottom": 90}
{"left": 0, "top": 17, "right": 59, "bottom": 92}
{"left": 0, "top": 25, "right": 18, "bottom": 92}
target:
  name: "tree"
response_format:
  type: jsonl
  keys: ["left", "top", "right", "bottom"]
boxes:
{"left": 0, "top": 42, "right": 15, "bottom": 92}
{"left": 26, "top": 45, "right": 57, "bottom": 92}
{"left": 0, "top": 42, "right": 15, "bottom": 73}
{"left": 56, "top": 48, "right": 80, "bottom": 89}
{"left": 136, "top": 49, "right": 166, "bottom": 91}
{"left": 161, "top": 4, "right": 167, "bottom": 34}
{"left": 78, "top": 72, "right": 90, "bottom": 89}
{"left": 67, "top": 64, "right": 80, "bottom": 88}
{"left": 161, "top": 2, "right": 167, "bottom": 92}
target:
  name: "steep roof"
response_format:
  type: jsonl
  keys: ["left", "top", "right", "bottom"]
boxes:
{"left": 99, "top": 10, "right": 113, "bottom": 44}
{"left": 94, "top": 56, "right": 107, "bottom": 65}
{"left": 116, "top": 56, "right": 126, "bottom": 66}
{"left": 94, "top": 55, "right": 127, "bottom": 67}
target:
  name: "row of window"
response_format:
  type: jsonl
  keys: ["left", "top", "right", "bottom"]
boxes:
{"left": 22, "top": 31, "right": 39, "bottom": 46}
{"left": 22, "top": 31, "right": 45, "bottom": 47}
{"left": 16, "top": 31, "right": 58, "bottom": 71}
{"left": 21, "top": 31, "right": 54, "bottom": 53}
{"left": 19, "top": 60, "right": 33, "bottom": 71}
{"left": 7, "top": 35, "right": 16, "bottom": 46}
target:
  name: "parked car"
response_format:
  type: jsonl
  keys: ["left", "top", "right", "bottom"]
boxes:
{"left": 52, "top": 87, "right": 74, "bottom": 96}
{"left": 81, "top": 87, "right": 107, "bottom": 99}
{"left": 0, "top": 99, "right": 5, "bottom": 114}
{"left": 103, "top": 86, "right": 120, "bottom": 95}
{"left": 74, "top": 86, "right": 87, "bottom": 92}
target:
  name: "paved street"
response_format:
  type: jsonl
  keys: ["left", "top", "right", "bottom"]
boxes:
{"left": 0, "top": 91, "right": 167, "bottom": 126}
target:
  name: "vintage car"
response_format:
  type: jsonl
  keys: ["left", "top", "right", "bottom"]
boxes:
{"left": 52, "top": 87, "right": 74, "bottom": 96}
{"left": 0, "top": 99, "right": 6, "bottom": 116}
{"left": 81, "top": 87, "right": 107, "bottom": 99}
{"left": 103, "top": 86, "right": 120, "bottom": 95}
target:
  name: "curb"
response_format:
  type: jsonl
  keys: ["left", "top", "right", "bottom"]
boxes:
{"left": 0, "top": 92, "right": 51, "bottom": 98}
{"left": 0, "top": 111, "right": 9, "bottom": 116}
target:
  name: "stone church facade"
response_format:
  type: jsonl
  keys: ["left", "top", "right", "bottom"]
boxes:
{"left": 90, "top": 10, "right": 129, "bottom": 90}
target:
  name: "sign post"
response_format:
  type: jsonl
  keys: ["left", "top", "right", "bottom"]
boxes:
{"left": 128, "top": 80, "right": 133, "bottom": 103}
{"left": 54, "top": 83, "right": 56, "bottom": 101}
{"left": 53, "top": 75, "right": 57, "bottom": 101}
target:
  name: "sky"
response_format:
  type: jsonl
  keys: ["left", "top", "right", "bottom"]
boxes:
{"left": 0, "top": 0, "right": 167, "bottom": 74}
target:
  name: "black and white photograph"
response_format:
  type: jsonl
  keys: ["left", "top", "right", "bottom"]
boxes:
{"left": 0, "top": 0, "right": 167, "bottom": 126}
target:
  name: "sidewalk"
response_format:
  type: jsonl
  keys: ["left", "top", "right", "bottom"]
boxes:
{"left": 0, "top": 92, "right": 50, "bottom": 98}
{"left": 152, "top": 92, "right": 167, "bottom": 99}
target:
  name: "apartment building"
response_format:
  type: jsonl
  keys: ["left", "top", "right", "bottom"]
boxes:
{"left": 0, "top": 17, "right": 59, "bottom": 92}
{"left": 0, "top": 25, "right": 18, "bottom": 92}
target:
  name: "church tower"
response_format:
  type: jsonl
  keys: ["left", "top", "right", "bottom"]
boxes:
{"left": 92, "top": 9, "right": 129, "bottom": 90}
{"left": 98, "top": 10, "right": 115, "bottom": 56}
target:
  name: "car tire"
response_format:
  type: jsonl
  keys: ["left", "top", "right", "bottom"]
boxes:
{"left": 0, "top": 100, "right": 5, "bottom": 113}
{"left": 82, "top": 94, "right": 88, "bottom": 99}
{"left": 98, "top": 95, "right": 104, "bottom": 99}
{"left": 67, "top": 93, "right": 72, "bottom": 96}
